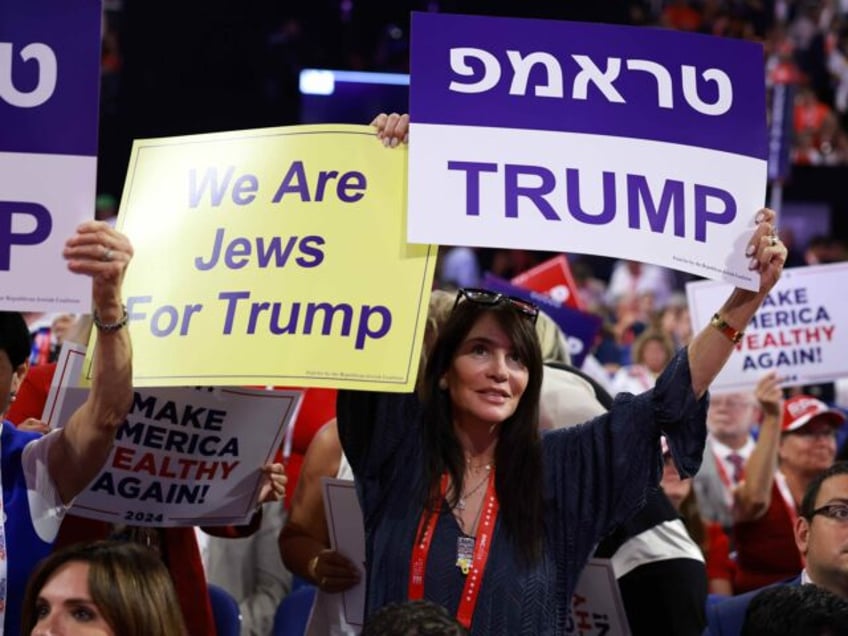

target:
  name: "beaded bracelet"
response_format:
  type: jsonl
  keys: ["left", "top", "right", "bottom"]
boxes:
{"left": 710, "top": 313, "right": 744, "bottom": 344}
{"left": 93, "top": 304, "right": 128, "bottom": 333}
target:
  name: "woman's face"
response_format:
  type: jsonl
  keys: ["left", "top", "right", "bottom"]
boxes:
{"left": 640, "top": 340, "right": 669, "bottom": 374}
{"left": 443, "top": 313, "right": 529, "bottom": 431}
{"left": 31, "top": 561, "right": 115, "bottom": 636}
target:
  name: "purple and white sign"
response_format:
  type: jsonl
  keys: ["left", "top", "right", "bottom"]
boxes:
{"left": 408, "top": 13, "right": 768, "bottom": 291}
{"left": 482, "top": 274, "right": 602, "bottom": 368}
{"left": 0, "top": 1, "right": 102, "bottom": 312}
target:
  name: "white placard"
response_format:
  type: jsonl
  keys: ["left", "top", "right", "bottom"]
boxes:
{"left": 568, "top": 558, "right": 631, "bottom": 636}
{"left": 686, "top": 262, "right": 848, "bottom": 393}
{"left": 46, "top": 371, "right": 302, "bottom": 526}
{"left": 322, "top": 477, "right": 366, "bottom": 628}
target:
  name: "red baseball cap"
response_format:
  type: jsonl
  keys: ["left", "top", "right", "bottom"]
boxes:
{"left": 781, "top": 395, "right": 846, "bottom": 433}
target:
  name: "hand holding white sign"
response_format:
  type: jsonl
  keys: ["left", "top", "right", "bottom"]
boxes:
{"left": 687, "top": 208, "right": 787, "bottom": 398}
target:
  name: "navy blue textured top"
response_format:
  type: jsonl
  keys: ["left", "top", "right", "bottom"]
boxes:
{"left": 337, "top": 347, "right": 707, "bottom": 635}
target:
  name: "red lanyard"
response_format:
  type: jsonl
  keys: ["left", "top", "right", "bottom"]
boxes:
{"left": 774, "top": 472, "right": 805, "bottom": 567}
{"left": 408, "top": 469, "right": 500, "bottom": 629}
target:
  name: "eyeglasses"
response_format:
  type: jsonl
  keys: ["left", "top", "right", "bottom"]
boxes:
{"left": 809, "top": 503, "right": 848, "bottom": 522}
{"left": 452, "top": 288, "right": 539, "bottom": 324}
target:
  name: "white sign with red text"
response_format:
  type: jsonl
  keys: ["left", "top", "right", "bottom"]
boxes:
{"left": 686, "top": 263, "right": 848, "bottom": 393}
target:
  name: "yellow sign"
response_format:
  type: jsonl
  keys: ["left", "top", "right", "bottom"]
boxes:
{"left": 106, "top": 125, "right": 436, "bottom": 391}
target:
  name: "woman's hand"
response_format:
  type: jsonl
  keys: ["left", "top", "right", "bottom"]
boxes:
{"left": 308, "top": 548, "right": 361, "bottom": 593}
{"left": 257, "top": 462, "right": 287, "bottom": 504}
{"left": 63, "top": 220, "right": 134, "bottom": 320}
{"left": 17, "top": 418, "right": 50, "bottom": 435}
{"left": 754, "top": 372, "right": 783, "bottom": 420}
{"left": 687, "top": 208, "right": 788, "bottom": 398}
{"left": 746, "top": 208, "right": 787, "bottom": 297}
{"left": 371, "top": 112, "right": 409, "bottom": 147}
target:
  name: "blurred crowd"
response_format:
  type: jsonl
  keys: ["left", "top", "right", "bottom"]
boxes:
{"left": 95, "top": 0, "right": 848, "bottom": 174}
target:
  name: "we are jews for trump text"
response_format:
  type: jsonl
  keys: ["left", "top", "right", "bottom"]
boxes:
{"left": 90, "top": 393, "right": 238, "bottom": 505}
{"left": 126, "top": 161, "right": 394, "bottom": 350}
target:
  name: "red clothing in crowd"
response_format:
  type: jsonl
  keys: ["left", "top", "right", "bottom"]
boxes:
{"left": 276, "top": 387, "right": 337, "bottom": 508}
{"left": 732, "top": 483, "right": 802, "bottom": 593}
{"left": 7, "top": 361, "right": 53, "bottom": 424}
{"left": 705, "top": 522, "right": 736, "bottom": 584}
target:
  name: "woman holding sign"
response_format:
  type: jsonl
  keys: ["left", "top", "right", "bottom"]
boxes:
{"left": 334, "top": 114, "right": 789, "bottom": 634}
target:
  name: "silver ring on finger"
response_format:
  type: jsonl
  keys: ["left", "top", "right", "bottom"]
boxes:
{"left": 769, "top": 236, "right": 779, "bottom": 247}
{"left": 101, "top": 246, "right": 114, "bottom": 262}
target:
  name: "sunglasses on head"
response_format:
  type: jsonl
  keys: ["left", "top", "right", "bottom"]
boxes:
{"left": 452, "top": 288, "right": 540, "bottom": 324}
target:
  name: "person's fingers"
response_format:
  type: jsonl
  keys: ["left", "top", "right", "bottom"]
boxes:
{"left": 320, "top": 576, "right": 361, "bottom": 593}
{"left": 18, "top": 418, "right": 49, "bottom": 434}
{"left": 313, "top": 550, "right": 361, "bottom": 592}
{"left": 271, "top": 475, "right": 286, "bottom": 498}
{"left": 255, "top": 463, "right": 288, "bottom": 503}
{"left": 321, "top": 550, "right": 356, "bottom": 568}
{"left": 745, "top": 208, "right": 786, "bottom": 292}
{"left": 380, "top": 113, "right": 409, "bottom": 147}
{"left": 371, "top": 112, "right": 388, "bottom": 132}
{"left": 64, "top": 224, "right": 133, "bottom": 282}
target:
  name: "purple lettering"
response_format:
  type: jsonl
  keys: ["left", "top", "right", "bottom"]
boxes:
{"left": 0, "top": 201, "right": 52, "bottom": 270}
{"left": 566, "top": 169, "right": 616, "bottom": 225}
{"left": 188, "top": 166, "right": 235, "bottom": 208}
{"left": 504, "top": 164, "right": 559, "bottom": 220}
{"left": 694, "top": 184, "right": 736, "bottom": 242}
{"left": 224, "top": 237, "right": 252, "bottom": 269}
{"left": 219, "top": 291, "right": 251, "bottom": 334}
{"left": 271, "top": 161, "right": 310, "bottom": 203}
{"left": 295, "top": 235, "right": 325, "bottom": 268}
{"left": 337, "top": 171, "right": 366, "bottom": 202}
{"left": 447, "top": 160, "right": 498, "bottom": 216}
{"left": 626, "top": 175, "right": 685, "bottom": 236}
{"left": 356, "top": 305, "right": 392, "bottom": 350}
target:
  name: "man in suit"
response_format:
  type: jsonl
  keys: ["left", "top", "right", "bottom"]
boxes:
{"left": 705, "top": 460, "right": 848, "bottom": 635}
{"left": 694, "top": 390, "right": 759, "bottom": 531}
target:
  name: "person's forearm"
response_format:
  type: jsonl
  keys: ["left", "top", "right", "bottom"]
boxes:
{"left": 52, "top": 314, "right": 132, "bottom": 503}
{"left": 52, "top": 222, "right": 135, "bottom": 503}
{"left": 88, "top": 299, "right": 133, "bottom": 432}
{"left": 733, "top": 411, "right": 780, "bottom": 522}
{"left": 688, "top": 288, "right": 764, "bottom": 398}
{"left": 279, "top": 524, "right": 327, "bottom": 583}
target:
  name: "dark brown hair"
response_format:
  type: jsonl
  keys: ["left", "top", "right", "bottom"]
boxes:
{"left": 420, "top": 297, "right": 545, "bottom": 563}
{"left": 21, "top": 540, "right": 187, "bottom": 636}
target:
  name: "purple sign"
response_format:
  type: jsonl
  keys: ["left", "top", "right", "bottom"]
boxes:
{"left": 0, "top": 1, "right": 101, "bottom": 156}
{"left": 410, "top": 12, "right": 766, "bottom": 160}
{"left": 482, "top": 274, "right": 602, "bottom": 368}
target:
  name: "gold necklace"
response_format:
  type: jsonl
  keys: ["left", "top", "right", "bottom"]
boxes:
{"left": 455, "top": 469, "right": 490, "bottom": 511}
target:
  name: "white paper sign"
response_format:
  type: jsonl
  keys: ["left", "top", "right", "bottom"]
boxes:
{"left": 46, "top": 379, "right": 302, "bottom": 526}
{"left": 568, "top": 558, "right": 631, "bottom": 636}
{"left": 0, "top": 2, "right": 102, "bottom": 313}
{"left": 41, "top": 340, "right": 88, "bottom": 424}
{"left": 686, "top": 263, "right": 848, "bottom": 393}
{"left": 322, "top": 477, "right": 366, "bottom": 628}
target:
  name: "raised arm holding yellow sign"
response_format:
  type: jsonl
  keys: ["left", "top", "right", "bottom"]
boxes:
{"left": 102, "top": 125, "right": 436, "bottom": 390}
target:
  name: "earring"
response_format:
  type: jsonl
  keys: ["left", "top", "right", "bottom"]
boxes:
{"left": 438, "top": 377, "right": 448, "bottom": 390}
